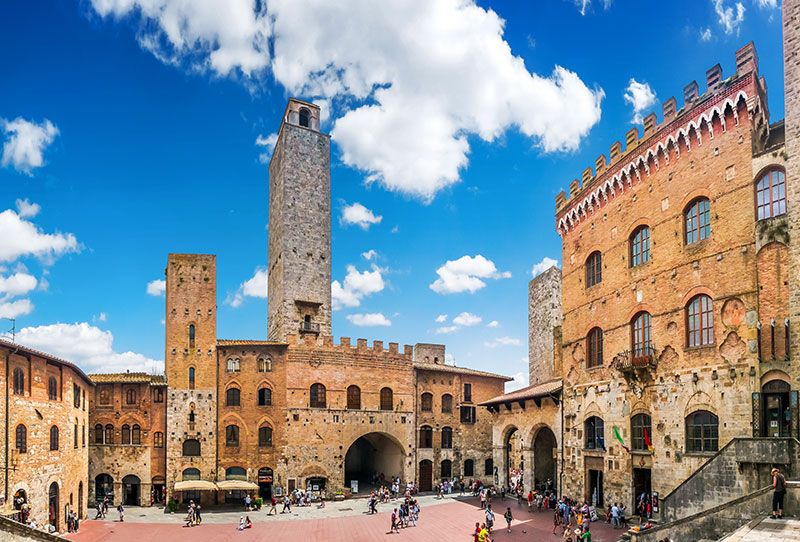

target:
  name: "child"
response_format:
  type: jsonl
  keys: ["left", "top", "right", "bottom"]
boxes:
{"left": 504, "top": 507, "right": 513, "bottom": 533}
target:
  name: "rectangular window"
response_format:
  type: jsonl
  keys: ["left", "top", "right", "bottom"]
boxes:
{"left": 460, "top": 405, "right": 476, "bottom": 424}
{"left": 73, "top": 384, "right": 81, "bottom": 408}
{"left": 154, "top": 388, "right": 164, "bottom": 403}
{"left": 463, "top": 383, "right": 472, "bottom": 403}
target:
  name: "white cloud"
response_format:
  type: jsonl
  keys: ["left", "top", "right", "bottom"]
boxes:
{"left": 755, "top": 0, "right": 777, "bottom": 8}
{"left": 146, "top": 279, "right": 166, "bottom": 296}
{"left": 331, "top": 264, "right": 385, "bottom": 310}
{"left": 16, "top": 322, "right": 162, "bottom": 373}
{"left": 91, "top": 0, "right": 603, "bottom": 201}
{"left": 484, "top": 336, "right": 521, "bottom": 348}
{"left": 0, "top": 208, "right": 79, "bottom": 263}
{"left": 341, "top": 203, "right": 382, "bottom": 230}
{"left": 0, "top": 273, "right": 38, "bottom": 298}
{"left": 430, "top": 254, "right": 510, "bottom": 295}
{"left": 435, "top": 314, "right": 448, "bottom": 323}
{"left": 15, "top": 199, "right": 41, "bottom": 218}
{"left": 0, "top": 299, "right": 34, "bottom": 319}
{"left": 227, "top": 267, "right": 268, "bottom": 308}
{"left": 255, "top": 133, "right": 278, "bottom": 163}
{"left": 713, "top": 0, "right": 746, "bottom": 36}
{"left": 453, "top": 311, "right": 481, "bottom": 327}
{"left": 506, "top": 371, "right": 530, "bottom": 392}
{"left": 487, "top": 320, "right": 499, "bottom": 328}
{"left": 531, "top": 256, "right": 559, "bottom": 277}
{"left": 699, "top": 28, "right": 713, "bottom": 42}
{"left": 96, "top": 312, "right": 108, "bottom": 322}
{"left": 1, "top": 118, "right": 59, "bottom": 175}
{"left": 346, "top": 312, "right": 391, "bottom": 327}
{"left": 435, "top": 325, "right": 459, "bottom": 335}
{"left": 361, "top": 249, "right": 378, "bottom": 261}
{"left": 623, "top": 79, "right": 657, "bottom": 124}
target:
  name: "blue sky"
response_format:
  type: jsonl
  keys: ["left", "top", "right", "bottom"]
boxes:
{"left": 0, "top": 0, "right": 785, "bottom": 386}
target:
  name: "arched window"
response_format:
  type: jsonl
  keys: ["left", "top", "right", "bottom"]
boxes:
{"left": 182, "top": 468, "right": 200, "bottom": 481}
{"left": 258, "top": 386, "right": 272, "bottom": 406}
{"left": 226, "top": 425, "right": 240, "bottom": 447}
{"left": 419, "top": 425, "right": 433, "bottom": 448}
{"left": 50, "top": 426, "right": 59, "bottom": 451}
{"left": 310, "top": 383, "right": 326, "bottom": 408}
{"left": 104, "top": 424, "right": 114, "bottom": 445}
{"left": 225, "top": 466, "right": 247, "bottom": 480}
{"left": 687, "top": 294, "right": 714, "bottom": 347}
{"left": 441, "top": 426, "right": 453, "bottom": 449}
{"left": 421, "top": 392, "right": 433, "bottom": 412}
{"left": 259, "top": 425, "right": 273, "bottom": 447}
{"left": 586, "top": 251, "right": 602, "bottom": 287}
{"left": 756, "top": 168, "right": 786, "bottom": 220}
{"left": 441, "top": 459, "right": 452, "bottom": 479}
{"left": 188, "top": 324, "right": 195, "bottom": 349}
{"left": 587, "top": 327, "right": 603, "bottom": 368}
{"left": 188, "top": 367, "right": 195, "bottom": 390}
{"left": 13, "top": 367, "right": 24, "bottom": 395}
{"left": 380, "top": 387, "right": 393, "bottom": 411}
{"left": 630, "top": 226, "right": 651, "bottom": 267}
{"left": 632, "top": 312, "right": 652, "bottom": 358}
{"left": 441, "top": 394, "right": 453, "bottom": 414}
{"left": 258, "top": 357, "right": 272, "bottom": 372}
{"left": 74, "top": 421, "right": 79, "bottom": 448}
{"left": 685, "top": 198, "right": 711, "bottom": 245}
{"left": 226, "top": 387, "right": 241, "bottom": 407}
{"left": 464, "top": 459, "right": 474, "bottom": 477}
{"left": 299, "top": 107, "right": 311, "bottom": 128}
{"left": 484, "top": 458, "right": 494, "bottom": 476}
{"left": 132, "top": 424, "right": 141, "bottom": 445}
{"left": 121, "top": 424, "right": 131, "bottom": 445}
{"left": 631, "top": 413, "right": 653, "bottom": 451}
{"left": 15, "top": 424, "right": 26, "bottom": 453}
{"left": 584, "top": 416, "right": 605, "bottom": 450}
{"left": 182, "top": 439, "right": 201, "bottom": 456}
{"left": 227, "top": 358, "right": 240, "bottom": 373}
{"left": 48, "top": 376, "right": 58, "bottom": 400}
{"left": 126, "top": 388, "right": 136, "bottom": 405}
{"left": 154, "top": 431, "right": 164, "bottom": 448}
{"left": 686, "top": 410, "right": 719, "bottom": 453}
{"left": 94, "top": 424, "right": 104, "bottom": 445}
{"left": 347, "top": 385, "right": 361, "bottom": 410}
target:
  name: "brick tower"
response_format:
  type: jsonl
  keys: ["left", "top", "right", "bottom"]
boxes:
{"left": 267, "top": 99, "right": 332, "bottom": 341}
{"left": 164, "top": 253, "right": 218, "bottom": 499}
{"left": 785, "top": 0, "right": 800, "bottom": 361}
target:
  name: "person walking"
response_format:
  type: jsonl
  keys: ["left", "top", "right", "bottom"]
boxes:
{"left": 116, "top": 503, "right": 125, "bottom": 522}
{"left": 194, "top": 503, "right": 202, "bottom": 525}
{"left": 610, "top": 503, "right": 621, "bottom": 529}
{"left": 390, "top": 508, "right": 400, "bottom": 533}
{"left": 485, "top": 504, "right": 495, "bottom": 534}
{"left": 503, "top": 507, "right": 513, "bottom": 533}
{"left": 771, "top": 467, "right": 786, "bottom": 519}
{"left": 282, "top": 495, "right": 291, "bottom": 514}
{"left": 268, "top": 495, "right": 277, "bottom": 515}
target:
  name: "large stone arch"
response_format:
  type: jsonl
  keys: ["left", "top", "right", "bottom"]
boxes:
{"left": 531, "top": 425, "right": 558, "bottom": 492}
{"left": 344, "top": 431, "right": 406, "bottom": 493}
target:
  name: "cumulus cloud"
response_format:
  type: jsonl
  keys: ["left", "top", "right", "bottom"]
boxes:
{"left": 15, "top": 198, "right": 41, "bottom": 218}
{"left": 453, "top": 312, "right": 481, "bottom": 327}
{"left": 346, "top": 312, "right": 391, "bottom": 327}
{"left": 0, "top": 208, "right": 79, "bottom": 263}
{"left": 146, "top": 279, "right": 166, "bottom": 296}
{"left": 531, "top": 256, "right": 558, "bottom": 277}
{"left": 331, "top": 264, "right": 385, "bottom": 309}
{"left": 341, "top": 203, "right": 382, "bottom": 230}
{"left": 1, "top": 118, "right": 59, "bottom": 175}
{"left": 435, "top": 325, "right": 459, "bottom": 335}
{"left": 16, "top": 322, "right": 162, "bottom": 373}
{"left": 90, "top": 0, "right": 603, "bottom": 201}
{"left": 0, "top": 272, "right": 38, "bottom": 298}
{"left": 430, "top": 255, "right": 510, "bottom": 295}
{"left": 227, "top": 267, "right": 268, "bottom": 307}
{"left": 713, "top": 0, "right": 745, "bottom": 36}
{"left": 0, "top": 299, "right": 34, "bottom": 319}
{"left": 623, "top": 79, "right": 658, "bottom": 124}
{"left": 487, "top": 320, "right": 499, "bottom": 328}
{"left": 699, "top": 28, "right": 713, "bottom": 42}
{"left": 435, "top": 314, "right": 448, "bottom": 323}
{"left": 506, "top": 370, "right": 530, "bottom": 392}
{"left": 255, "top": 133, "right": 278, "bottom": 163}
{"left": 361, "top": 249, "right": 378, "bottom": 261}
{"left": 485, "top": 336, "right": 521, "bottom": 348}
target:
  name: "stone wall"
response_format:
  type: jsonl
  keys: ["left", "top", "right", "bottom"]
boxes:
{"left": 0, "top": 515, "right": 64, "bottom": 542}
{"left": 785, "top": 0, "right": 800, "bottom": 374}
{"left": 528, "top": 267, "right": 562, "bottom": 385}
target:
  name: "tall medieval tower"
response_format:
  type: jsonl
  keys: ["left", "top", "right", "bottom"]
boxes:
{"left": 267, "top": 99, "right": 332, "bottom": 341}
{"left": 164, "top": 254, "right": 218, "bottom": 496}
{"left": 785, "top": 0, "right": 800, "bottom": 362}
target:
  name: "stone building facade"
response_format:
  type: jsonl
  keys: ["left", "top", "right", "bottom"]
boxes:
{"left": 0, "top": 340, "right": 92, "bottom": 533}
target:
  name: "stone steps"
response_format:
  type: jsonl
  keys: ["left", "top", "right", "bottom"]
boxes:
{"left": 718, "top": 517, "right": 800, "bottom": 541}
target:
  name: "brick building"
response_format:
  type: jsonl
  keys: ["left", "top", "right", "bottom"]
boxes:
{"left": 0, "top": 339, "right": 92, "bottom": 532}
{"left": 485, "top": 39, "right": 793, "bottom": 510}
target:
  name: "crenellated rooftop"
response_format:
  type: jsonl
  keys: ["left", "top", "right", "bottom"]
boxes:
{"left": 555, "top": 42, "right": 771, "bottom": 236}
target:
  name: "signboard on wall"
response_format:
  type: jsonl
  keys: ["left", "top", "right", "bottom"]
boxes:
{"left": 350, "top": 480, "right": 359, "bottom": 494}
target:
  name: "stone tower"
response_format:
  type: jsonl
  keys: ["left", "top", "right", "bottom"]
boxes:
{"left": 528, "top": 266, "right": 562, "bottom": 385}
{"left": 164, "top": 253, "right": 218, "bottom": 496}
{"left": 785, "top": 0, "right": 800, "bottom": 359}
{"left": 267, "top": 99, "right": 332, "bottom": 341}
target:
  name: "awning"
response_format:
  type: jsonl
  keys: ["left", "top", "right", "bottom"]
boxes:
{"left": 174, "top": 480, "right": 218, "bottom": 491}
{"left": 216, "top": 480, "right": 259, "bottom": 491}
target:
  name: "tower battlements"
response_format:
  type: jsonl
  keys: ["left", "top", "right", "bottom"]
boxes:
{"left": 284, "top": 333, "right": 415, "bottom": 360}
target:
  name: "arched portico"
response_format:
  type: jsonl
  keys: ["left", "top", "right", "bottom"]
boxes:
{"left": 533, "top": 426, "right": 558, "bottom": 492}
{"left": 344, "top": 432, "right": 405, "bottom": 494}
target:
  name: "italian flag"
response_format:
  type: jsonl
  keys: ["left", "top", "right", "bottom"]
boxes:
{"left": 613, "top": 426, "right": 630, "bottom": 453}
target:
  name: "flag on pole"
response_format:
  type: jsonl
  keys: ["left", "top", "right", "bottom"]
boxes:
{"left": 613, "top": 425, "right": 630, "bottom": 453}
{"left": 643, "top": 425, "right": 654, "bottom": 452}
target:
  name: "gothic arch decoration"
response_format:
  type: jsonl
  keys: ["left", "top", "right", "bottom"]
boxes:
{"left": 683, "top": 390, "right": 717, "bottom": 417}
{"left": 760, "top": 369, "right": 791, "bottom": 387}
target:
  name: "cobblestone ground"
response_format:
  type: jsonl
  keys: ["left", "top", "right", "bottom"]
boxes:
{"left": 66, "top": 496, "right": 622, "bottom": 542}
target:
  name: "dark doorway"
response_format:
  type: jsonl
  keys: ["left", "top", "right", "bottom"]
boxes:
{"left": 632, "top": 468, "right": 652, "bottom": 513}
{"left": 533, "top": 427, "right": 557, "bottom": 492}
{"left": 344, "top": 433, "right": 404, "bottom": 493}
{"left": 151, "top": 477, "right": 165, "bottom": 504}
{"left": 78, "top": 482, "right": 83, "bottom": 519}
{"left": 762, "top": 380, "right": 792, "bottom": 437}
{"left": 419, "top": 460, "right": 433, "bottom": 492}
{"left": 587, "top": 469, "right": 603, "bottom": 507}
{"left": 48, "top": 482, "right": 59, "bottom": 532}
{"left": 95, "top": 474, "right": 114, "bottom": 505}
{"left": 504, "top": 427, "right": 522, "bottom": 489}
{"left": 258, "top": 467, "right": 274, "bottom": 500}
{"left": 122, "top": 475, "right": 140, "bottom": 506}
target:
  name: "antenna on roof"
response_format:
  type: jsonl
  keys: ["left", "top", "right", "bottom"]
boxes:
{"left": 1, "top": 318, "right": 15, "bottom": 343}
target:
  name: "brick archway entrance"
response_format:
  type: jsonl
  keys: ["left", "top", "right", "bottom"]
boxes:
{"left": 344, "top": 432, "right": 405, "bottom": 494}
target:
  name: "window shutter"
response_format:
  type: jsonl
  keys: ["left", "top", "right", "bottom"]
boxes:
{"left": 791, "top": 391, "right": 799, "bottom": 438}
{"left": 751, "top": 392, "right": 761, "bottom": 437}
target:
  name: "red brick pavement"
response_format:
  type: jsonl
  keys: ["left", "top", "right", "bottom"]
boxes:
{"left": 67, "top": 499, "right": 622, "bottom": 542}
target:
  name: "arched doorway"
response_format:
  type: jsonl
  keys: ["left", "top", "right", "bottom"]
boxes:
{"left": 258, "top": 467, "right": 274, "bottom": 500}
{"left": 48, "top": 482, "right": 59, "bottom": 532}
{"left": 533, "top": 427, "right": 557, "bottom": 492}
{"left": 95, "top": 474, "right": 114, "bottom": 504}
{"left": 504, "top": 427, "right": 523, "bottom": 489}
{"left": 344, "top": 432, "right": 405, "bottom": 493}
{"left": 122, "top": 475, "right": 141, "bottom": 506}
{"left": 419, "top": 460, "right": 433, "bottom": 492}
{"left": 78, "top": 482, "right": 83, "bottom": 519}
{"left": 761, "top": 380, "right": 793, "bottom": 437}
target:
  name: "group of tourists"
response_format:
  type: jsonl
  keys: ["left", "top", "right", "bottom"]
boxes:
{"left": 65, "top": 509, "right": 81, "bottom": 533}
{"left": 550, "top": 497, "right": 593, "bottom": 541}
{"left": 184, "top": 500, "right": 203, "bottom": 527}
{"left": 388, "top": 496, "right": 421, "bottom": 533}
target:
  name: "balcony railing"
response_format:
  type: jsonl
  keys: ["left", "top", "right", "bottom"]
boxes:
{"left": 300, "top": 321, "right": 320, "bottom": 333}
{"left": 613, "top": 346, "right": 658, "bottom": 375}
